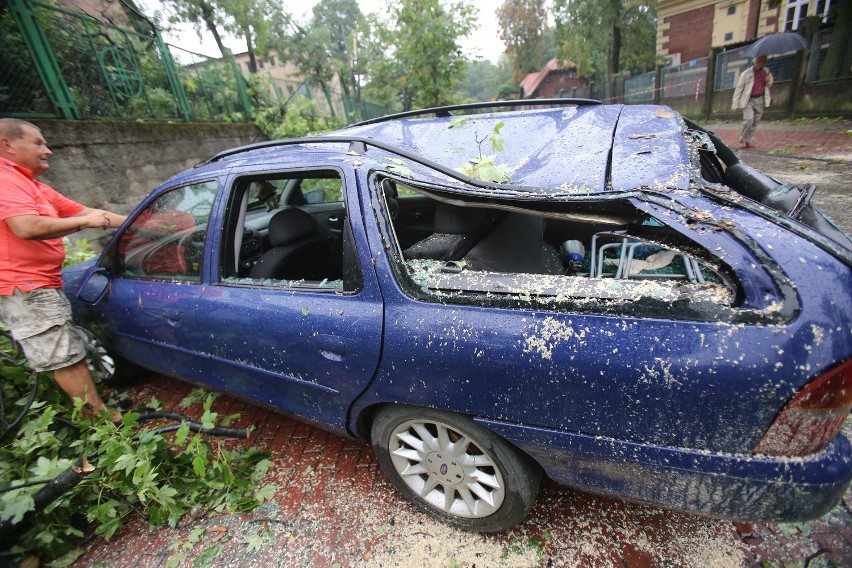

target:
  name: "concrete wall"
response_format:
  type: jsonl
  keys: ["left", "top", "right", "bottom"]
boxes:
{"left": 32, "top": 120, "right": 265, "bottom": 215}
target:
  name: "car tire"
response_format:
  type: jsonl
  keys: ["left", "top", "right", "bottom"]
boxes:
{"left": 371, "top": 405, "right": 542, "bottom": 533}
{"left": 76, "top": 327, "right": 144, "bottom": 386}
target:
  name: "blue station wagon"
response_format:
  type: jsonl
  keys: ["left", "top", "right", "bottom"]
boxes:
{"left": 64, "top": 100, "right": 852, "bottom": 532}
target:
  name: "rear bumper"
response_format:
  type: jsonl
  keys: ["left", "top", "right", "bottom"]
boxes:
{"left": 478, "top": 418, "right": 852, "bottom": 522}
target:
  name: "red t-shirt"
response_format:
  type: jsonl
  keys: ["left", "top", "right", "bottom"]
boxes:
{"left": 0, "top": 157, "right": 84, "bottom": 294}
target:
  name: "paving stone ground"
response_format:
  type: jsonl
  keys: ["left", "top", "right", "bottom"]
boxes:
{"left": 72, "top": 380, "right": 852, "bottom": 567}
{"left": 70, "top": 120, "right": 852, "bottom": 568}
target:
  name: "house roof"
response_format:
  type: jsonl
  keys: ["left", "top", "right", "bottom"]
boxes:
{"left": 520, "top": 58, "right": 577, "bottom": 96}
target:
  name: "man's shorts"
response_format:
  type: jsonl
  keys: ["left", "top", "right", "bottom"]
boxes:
{"left": 0, "top": 288, "right": 87, "bottom": 372}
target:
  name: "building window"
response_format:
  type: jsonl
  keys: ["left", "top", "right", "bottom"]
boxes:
{"left": 727, "top": 5, "right": 736, "bottom": 15}
{"left": 258, "top": 60, "right": 265, "bottom": 69}
{"left": 270, "top": 56, "right": 276, "bottom": 67}
{"left": 725, "top": 32, "right": 734, "bottom": 41}
{"left": 784, "top": 0, "right": 832, "bottom": 31}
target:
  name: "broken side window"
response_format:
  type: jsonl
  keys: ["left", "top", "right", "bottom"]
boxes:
{"left": 379, "top": 178, "right": 737, "bottom": 315}
{"left": 219, "top": 171, "right": 349, "bottom": 291}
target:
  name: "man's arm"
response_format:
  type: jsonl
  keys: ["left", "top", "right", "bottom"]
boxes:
{"left": 72, "top": 207, "right": 127, "bottom": 229}
{"left": 731, "top": 71, "right": 747, "bottom": 110}
{"left": 4, "top": 208, "right": 125, "bottom": 240}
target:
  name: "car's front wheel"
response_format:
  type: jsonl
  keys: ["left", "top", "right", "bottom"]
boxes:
{"left": 371, "top": 405, "right": 542, "bottom": 532}
{"left": 76, "top": 327, "right": 144, "bottom": 386}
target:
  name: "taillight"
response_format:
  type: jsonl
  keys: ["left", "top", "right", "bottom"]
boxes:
{"left": 754, "top": 358, "right": 852, "bottom": 457}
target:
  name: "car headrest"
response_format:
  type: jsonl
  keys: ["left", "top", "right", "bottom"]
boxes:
{"left": 434, "top": 203, "right": 490, "bottom": 234}
{"left": 268, "top": 208, "right": 318, "bottom": 247}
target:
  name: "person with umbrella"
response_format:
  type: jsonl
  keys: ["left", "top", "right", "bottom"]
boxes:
{"left": 731, "top": 55, "right": 773, "bottom": 149}
{"left": 731, "top": 32, "right": 809, "bottom": 149}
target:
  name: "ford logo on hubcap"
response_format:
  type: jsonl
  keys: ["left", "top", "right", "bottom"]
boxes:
{"left": 440, "top": 463, "right": 448, "bottom": 475}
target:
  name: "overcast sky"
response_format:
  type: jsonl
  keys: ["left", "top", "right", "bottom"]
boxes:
{"left": 141, "top": 0, "right": 507, "bottom": 63}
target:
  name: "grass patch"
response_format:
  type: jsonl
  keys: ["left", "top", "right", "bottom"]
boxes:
{"left": 768, "top": 144, "right": 808, "bottom": 155}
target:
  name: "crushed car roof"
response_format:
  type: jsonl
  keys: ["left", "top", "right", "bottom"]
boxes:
{"left": 203, "top": 101, "right": 694, "bottom": 197}
{"left": 339, "top": 103, "right": 692, "bottom": 194}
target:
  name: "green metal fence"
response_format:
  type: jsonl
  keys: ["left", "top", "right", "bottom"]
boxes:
{"left": 258, "top": 73, "right": 390, "bottom": 123}
{"left": 1, "top": 0, "right": 391, "bottom": 124}
{"left": 169, "top": 44, "right": 252, "bottom": 122}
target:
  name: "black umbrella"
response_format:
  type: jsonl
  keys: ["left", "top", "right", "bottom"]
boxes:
{"left": 745, "top": 32, "right": 809, "bottom": 58}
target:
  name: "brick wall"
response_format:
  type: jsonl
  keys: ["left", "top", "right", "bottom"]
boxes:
{"left": 536, "top": 75, "right": 590, "bottom": 98}
{"left": 664, "top": 6, "right": 715, "bottom": 61}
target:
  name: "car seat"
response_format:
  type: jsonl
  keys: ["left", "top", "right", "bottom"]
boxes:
{"left": 249, "top": 208, "right": 334, "bottom": 281}
{"left": 403, "top": 202, "right": 500, "bottom": 262}
{"left": 462, "top": 213, "right": 564, "bottom": 275}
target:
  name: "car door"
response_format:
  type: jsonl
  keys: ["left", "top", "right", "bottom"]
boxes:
{"left": 78, "top": 180, "right": 218, "bottom": 378}
{"left": 193, "top": 168, "right": 383, "bottom": 435}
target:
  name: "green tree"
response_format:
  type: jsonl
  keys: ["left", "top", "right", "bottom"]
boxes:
{"left": 497, "top": 0, "right": 549, "bottom": 84}
{"left": 553, "top": 0, "right": 658, "bottom": 88}
{"left": 164, "top": 0, "right": 230, "bottom": 57}
{"left": 310, "top": 0, "right": 365, "bottom": 104}
{"left": 163, "top": 0, "right": 290, "bottom": 72}
{"left": 458, "top": 58, "right": 514, "bottom": 102}
{"left": 390, "top": 0, "right": 477, "bottom": 110}
{"left": 357, "top": 14, "right": 406, "bottom": 111}
{"left": 285, "top": 25, "right": 338, "bottom": 104}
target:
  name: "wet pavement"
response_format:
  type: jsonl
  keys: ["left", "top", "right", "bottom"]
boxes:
{"left": 701, "top": 118, "right": 852, "bottom": 234}
{"left": 71, "top": 119, "right": 852, "bottom": 568}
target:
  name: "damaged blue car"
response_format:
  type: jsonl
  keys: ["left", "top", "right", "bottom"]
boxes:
{"left": 63, "top": 100, "right": 852, "bottom": 532}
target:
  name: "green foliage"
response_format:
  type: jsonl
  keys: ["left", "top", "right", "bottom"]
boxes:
{"left": 0, "top": 337, "right": 272, "bottom": 563}
{"left": 179, "top": 61, "right": 259, "bottom": 122}
{"left": 164, "top": 0, "right": 290, "bottom": 67}
{"left": 458, "top": 59, "right": 514, "bottom": 102}
{"left": 257, "top": 96, "right": 346, "bottom": 139}
{"left": 454, "top": 120, "right": 512, "bottom": 183}
{"left": 459, "top": 154, "right": 511, "bottom": 183}
{"left": 394, "top": 0, "right": 476, "bottom": 109}
{"left": 359, "top": 0, "right": 476, "bottom": 111}
{"left": 553, "top": 0, "right": 658, "bottom": 84}
{"left": 497, "top": 0, "right": 550, "bottom": 83}
{"left": 62, "top": 238, "right": 98, "bottom": 268}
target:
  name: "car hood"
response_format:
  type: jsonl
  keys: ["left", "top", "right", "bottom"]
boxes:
{"left": 339, "top": 104, "right": 693, "bottom": 195}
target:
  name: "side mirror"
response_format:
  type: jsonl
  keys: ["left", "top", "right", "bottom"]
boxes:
{"left": 304, "top": 189, "right": 325, "bottom": 205}
{"left": 77, "top": 270, "right": 111, "bottom": 305}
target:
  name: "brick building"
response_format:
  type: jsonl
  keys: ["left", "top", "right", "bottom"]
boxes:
{"left": 657, "top": 0, "right": 778, "bottom": 63}
{"left": 519, "top": 58, "right": 591, "bottom": 99}
{"left": 656, "top": 0, "right": 835, "bottom": 64}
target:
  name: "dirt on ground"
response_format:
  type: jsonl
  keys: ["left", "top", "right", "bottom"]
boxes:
{"left": 743, "top": 153, "right": 852, "bottom": 233}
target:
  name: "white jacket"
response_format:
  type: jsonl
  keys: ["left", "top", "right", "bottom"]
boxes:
{"left": 732, "top": 66, "right": 773, "bottom": 110}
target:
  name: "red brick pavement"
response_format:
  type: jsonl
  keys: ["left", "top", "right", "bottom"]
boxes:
{"left": 68, "top": 375, "right": 852, "bottom": 568}
{"left": 700, "top": 119, "right": 852, "bottom": 159}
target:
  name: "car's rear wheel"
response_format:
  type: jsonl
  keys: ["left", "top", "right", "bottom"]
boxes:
{"left": 371, "top": 405, "right": 542, "bottom": 532}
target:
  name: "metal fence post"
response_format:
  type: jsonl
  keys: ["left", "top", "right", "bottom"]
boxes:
{"left": 653, "top": 66, "right": 662, "bottom": 104}
{"left": 153, "top": 30, "right": 192, "bottom": 121}
{"left": 227, "top": 54, "right": 253, "bottom": 120}
{"left": 702, "top": 48, "right": 719, "bottom": 120}
{"left": 8, "top": 0, "right": 79, "bottom": 119}
{"left": 320, "top": 84, "right": 337, "bottom": 118}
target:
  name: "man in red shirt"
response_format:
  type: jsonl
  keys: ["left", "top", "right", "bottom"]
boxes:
{"left": 0, "top": 118, "right": 126, "bottom": 420}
